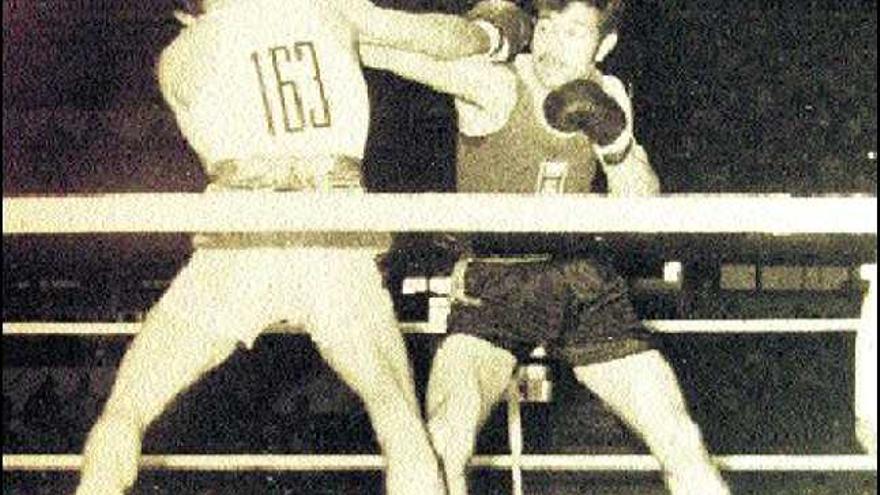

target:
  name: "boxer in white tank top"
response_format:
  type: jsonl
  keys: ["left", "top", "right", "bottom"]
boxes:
{"left": 76, "top": 2, "right": 509, "bottom": 494}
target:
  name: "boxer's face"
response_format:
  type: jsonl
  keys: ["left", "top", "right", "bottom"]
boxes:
{"left": 531, "top": 2, "right": 603, "bottom": 88}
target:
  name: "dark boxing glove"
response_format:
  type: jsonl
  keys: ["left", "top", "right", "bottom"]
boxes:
{"left": 542, "top": 79, "right": 627, "bottom": 147}
{"left": 466, "top": 0, "right": 533, "bottom": 62}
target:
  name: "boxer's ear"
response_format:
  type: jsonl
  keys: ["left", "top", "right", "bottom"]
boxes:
{"left": 594, "top": 32, "right": 618, "bottom": 63}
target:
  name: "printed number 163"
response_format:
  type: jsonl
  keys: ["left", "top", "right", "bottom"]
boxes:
{"left": 251, "top": 42, "right": 331, "bottom": 135}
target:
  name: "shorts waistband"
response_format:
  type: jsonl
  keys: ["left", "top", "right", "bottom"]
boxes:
{"left": 206, "top": 155, "right": 363, "bottom": 191}
{"left": 449, "top": 254, "right": 552, "bottom": 301}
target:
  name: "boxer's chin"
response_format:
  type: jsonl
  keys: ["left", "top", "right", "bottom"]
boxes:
{"left": 535, "top": 65, "right": 572, "bottom": 90}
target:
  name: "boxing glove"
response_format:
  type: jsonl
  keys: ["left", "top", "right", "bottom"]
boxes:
{"left": 542, "top": 79, "right": 627, "bottom": 146}
{"left": 466, "top": 0, "right": 532, "bottom": 62}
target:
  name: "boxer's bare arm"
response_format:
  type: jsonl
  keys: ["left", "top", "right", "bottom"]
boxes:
{"left": 339, "top": 0, "right": 491, "bottom": 60}
{"left": 593, "top": 76, "right": 660, "bottom": 196}
{"left": 359, "top": 44, "right": 514, "bottom": 109}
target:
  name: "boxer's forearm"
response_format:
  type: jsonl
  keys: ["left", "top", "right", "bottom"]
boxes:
{"left": 359, "top": 44, "right": 462, "bottom": 92}
{"left": 350, "top": 2, "right": 491, "bottom": 60}
{"left": 359, "top": 43, "right": 509, "bottom": 108}
{"left": 399, "top": 12, "right": 492, "bottom": 59}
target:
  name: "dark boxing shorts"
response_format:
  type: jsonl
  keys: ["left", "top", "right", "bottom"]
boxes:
{"left": 446, "top": 256, "right": 654, "bottom": 367}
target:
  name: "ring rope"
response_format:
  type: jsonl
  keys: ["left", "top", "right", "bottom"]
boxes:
{"left": 2, "top": 454, "right": 875, "bottom": 473}
{"left": 3, "top": 194, "right": 876, "bottom": 234}
{"left": 1, "top": 319, "right": 863, "bottom": 336}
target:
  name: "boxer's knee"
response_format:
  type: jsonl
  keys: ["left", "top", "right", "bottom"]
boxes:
{"left": 427, "top": 337, "right": 509, "bottom": 471}
{"left": 427, "top": 336, "right": 480, "bottom": 413}
{"left": 429, "top": 335, "right": 515, "bottom": 418}
{"left": 474, "top": 343, "right": 517, "bottom": 398}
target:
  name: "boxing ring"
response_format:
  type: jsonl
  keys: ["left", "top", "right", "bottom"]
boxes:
{"left": 2, "top": 193, "right": 877, "bottom": 493}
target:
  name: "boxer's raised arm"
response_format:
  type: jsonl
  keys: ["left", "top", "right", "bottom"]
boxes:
{"left": 359, "top": 44, "right": 514, "bottom": 109}
{"left": 341, "top": 0, "right": 492, "bottom": 60}
{"left": 593, "top": 77, "right": 660, "bottom": 196}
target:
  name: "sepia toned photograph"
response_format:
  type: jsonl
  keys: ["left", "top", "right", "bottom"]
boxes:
{"left": 3, "top": 0, "right": 877, "bottom": 493}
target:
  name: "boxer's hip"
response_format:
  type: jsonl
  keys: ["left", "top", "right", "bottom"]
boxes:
{"left": 206, "top": 155, "right": 364, "bottom": 191}
{"left": 194, "top": 155, "right": 390, "bottom": 250}
{"left": 447, "top": 258, "right": 569, "bottom": 343}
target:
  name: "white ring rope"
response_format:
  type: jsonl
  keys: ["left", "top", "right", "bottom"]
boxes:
{"left": 3, "top": 194, "right": 877, "bottom": 235}
{"left": 2, "top": 454, "right": 876, "bottom": 473}
{"left": 1, "top": 319, "right": 863, "bottom": 336}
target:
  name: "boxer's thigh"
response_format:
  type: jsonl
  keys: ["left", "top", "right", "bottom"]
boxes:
{"left": 274, "top": 247, "right": 389, "bottom": 343}
{"left": 144, "top": 248, "right": 290, "bottom": 350}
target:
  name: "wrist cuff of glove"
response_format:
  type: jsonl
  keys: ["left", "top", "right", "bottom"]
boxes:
{"left": 474, "top": 20, "right": 511, "bottom": 62}
{"left": 596, "top": 133, "right": 634, "bottom": 167}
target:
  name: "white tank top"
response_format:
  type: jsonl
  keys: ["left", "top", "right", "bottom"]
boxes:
{"left": 160, "top": 0, "right": 370, "bottom": 165}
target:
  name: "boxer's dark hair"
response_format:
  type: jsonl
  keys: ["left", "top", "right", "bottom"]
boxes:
{"left": 533, "top": 0, "right": 624, "bottom": 35}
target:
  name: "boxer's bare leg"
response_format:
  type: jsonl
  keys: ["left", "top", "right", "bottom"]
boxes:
{"left": 425, "top": 334, "right": 517, "bottom": 495}
{"left": 77, "top": 249, "right": 281, "bottom": 495}
{"left": 574, "top": 350, "right": 729, "bottom": 495}
{"left": 305, "top": 248, "right": 445, "bottom": 495}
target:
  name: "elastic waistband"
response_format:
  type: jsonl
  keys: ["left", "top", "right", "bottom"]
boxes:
{"left": 449, "top": 254, "right": 552, "bottom": 297}
{"left": 206, "top": 155, "right": 363, "bottom": 191}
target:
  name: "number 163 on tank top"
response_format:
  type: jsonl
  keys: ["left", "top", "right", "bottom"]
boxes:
{"left": 251, "top": 42, "right": 332, "bottom": 136}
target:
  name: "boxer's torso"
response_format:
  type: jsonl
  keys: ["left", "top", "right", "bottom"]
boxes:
{"left": 160, "top": 0, "right": 370, "bottom": 170}
{"left": 456, "top": 55, "right": 599, "bottom": 194}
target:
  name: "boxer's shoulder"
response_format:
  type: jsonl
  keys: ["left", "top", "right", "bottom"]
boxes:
{"left": 157, "top": 22, "right": 220, "bottom": 104}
